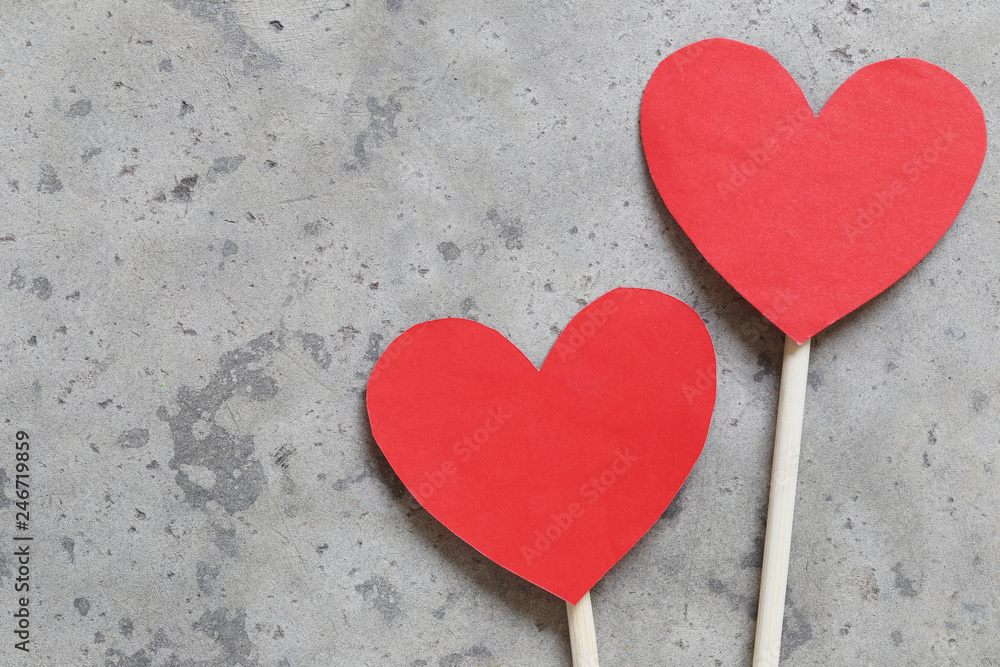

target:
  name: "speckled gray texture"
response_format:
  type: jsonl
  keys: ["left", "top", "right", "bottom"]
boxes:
{"left": 1, "top": 1, "right": 998, "bottom": 665}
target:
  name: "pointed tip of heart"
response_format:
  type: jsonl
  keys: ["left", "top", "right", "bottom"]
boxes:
{"left": 562, "top": 590, "right": 588, "bottom": 606}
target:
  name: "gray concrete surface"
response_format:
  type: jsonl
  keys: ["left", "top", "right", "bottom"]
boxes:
{"left": 1, "top": 1, "right": 998, "bottom": 665}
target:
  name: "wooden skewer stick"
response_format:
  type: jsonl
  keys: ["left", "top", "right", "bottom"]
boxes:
{"left": 567, "top": 590, "right": 599, "bottom": 666}
{"left": 752, "top": 335, "right": 812, "bottom": 667}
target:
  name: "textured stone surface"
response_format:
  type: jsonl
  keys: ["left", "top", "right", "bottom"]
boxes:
{"left": 1, "top": 1, "right": 998, "bottom": 665}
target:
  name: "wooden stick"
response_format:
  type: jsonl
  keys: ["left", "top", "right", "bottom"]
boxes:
{"left": 752, "top": 335, "right": 811, "bottom": 667}
{"left": 567, "top": 590, "right": 599, "bottom": 666}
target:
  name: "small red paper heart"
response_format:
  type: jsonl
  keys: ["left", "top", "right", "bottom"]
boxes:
{"left": 366, "top": 288, "right": 715, "bottom": 603}
{"left": 641, "top": 39, "right": 987, "bottom": 343}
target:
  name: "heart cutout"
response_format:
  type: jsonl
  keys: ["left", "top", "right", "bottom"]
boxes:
{"left": 366, "top": 288, "right": 716, "bottom": 603}
{"left": 641, "top": 38, "right": 987, "bottom": 342}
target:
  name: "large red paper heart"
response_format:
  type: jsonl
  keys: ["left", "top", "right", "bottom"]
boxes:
{"left": 366, "top": 288, "right": 715, "bottom": 603}
{"left": 641, "top": 38, "right": 986, "bottom": 343}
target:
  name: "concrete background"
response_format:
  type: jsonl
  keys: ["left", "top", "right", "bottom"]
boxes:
{"left": 1, "top": 0, "right": 998, "bottom": 665}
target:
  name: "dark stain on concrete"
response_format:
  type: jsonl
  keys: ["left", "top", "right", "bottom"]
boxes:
{"left": 197, "top": 561, "right": 220, "bottom": 594}
{"left": 830, "top": 46, "right": 855, "bottom": 64}
{"left": 780, "top": 592, "right": 813, "bottom": 661}
{"left": 366, "top": 96, "right": 402, "bottom": 142}
{"left": 272, "top": 444, "right": 295, "bottom": 469}
{"left": 338, "top": 324, "right": 361, "bottom": 340}
{"left": 205, "top": 155, "right": 246, "bottom": 183}
{"left": 753, "top": 352, "right": 773, "bottom": 382}
{"left": 856, "top": 567, "right": 880, "bottom": 601}
{"left": 116, "top": 427, "right": 150, "bottom": 449}
{"left": 104, "top": 649, "right": 151, "bottom": 667}
{"left": 331, "top": 467, "right": 367, "bottom": 492}
{"left": 486, "top": 208, "right": 524, "bottom": 250}
{"left": 0, "top": 469, "right": 9, "bottom": 509}
{"left": 8, "top": 268, "right": 25, "bottom": 290}
{"left": 807, "top": 370, "right": 823, "bottom": 391}
{"left": 171, "top": 174, "right": 198, "bottom": 202}
{"left": 944, "top": 326, "right": 966, "bottom": 341}
{"left": 75, "top": 597, "right": 91, "bottom": 616}
{"left": 660, "top": 480, "right": 687, "bottom": 522}
{"left": 892, "top": 562, "right": 920, "bottom": 598}
{"left": 431, "top": 592, "right": 457, "bottom": 620}
{"left": 180, "top": 100, "right": 194, "bottom": 117}
{"left": 438, "top": 645, "right": 496, "bottom": 667}
{"left": 349, "top": 134, "right": 369, "bottom": 170}
{"left": 707, "top": 577, "right": 754, "bottom": 617}
{"left": 167, "top": 0, "right": 281, "bottom": 74}
{"left": 158, "top": 332, "right": 280, "bottom": 514}
{"left": 344, "top": 94, "right": 403, "bottom": 170}
{"left": 211, "top": 524, "right": 239, "bottom": 557}
{"left": 191, "top": 608, "right": 259, "bottom": 666}
{"left": 303, "top": 219, "right": 325, "bottom": 236}
{"left": 386, "top": 0, "right": 404, "bottom": 13}
{"left": 62, "top": 536, "right": 75, "bottom": 562}
{"left": 364, "top": 333, "right": 385, "bottom": 364}
{"left": 459, "top": 298, "right": 479, "bottom": 321}
{"left": 158, "top": 58, "right": 173, "bottom": 72}
{"left": 30, "top": 276, "right": 52, "bottom": 300}
{"left": 82, "top": 147, "right": 103, "bottom": 163}
{"left": 222, "top": 239, "right": 239, "bottom": 258}
{"left": 120, "top": 617, "right": 134, "bottom": 638}
{"left": 438, "top": 241, "right": 461, "bottom": 261}
{"left": 68, "top": 99, "right": 93, "bottom": 117}
{"left": 971, "top": 390, "right": 990, "bottom": 413}
{"left": 891, "top": 629, "right": 903, "bottom": 645}
{"left": 355, "top": 576, "right": 403, "bottom": 622}
{"left": 38, "top": 165, "right": 63, "bottom": 194}
{"left": 150, "top": 628, "right": 169, "bottom": 652}
{"left": 297, "top": 332, "right": 332, "bottom": 369}
{"left": 739, "top": 536, "right": 764, "bottom": 569}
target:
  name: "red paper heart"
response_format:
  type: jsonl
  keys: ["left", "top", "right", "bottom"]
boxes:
{"left": 366, "top": 288, "right": 715, "bottom": 603}
{"left": 641, "top": 38, "right": 986, "bottom": 343}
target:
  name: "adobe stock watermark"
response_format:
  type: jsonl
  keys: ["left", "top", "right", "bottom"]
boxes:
{"left": 520, "top": 448, "right": 639, "bottom": 566}
{"left": 414, "top": 406, "right": 509, "bottom": 501}
{"left": 368, "top": 324, "right": 428, "bottom": 384}
{"left": 672, "top": 41, "right": 705, "bottom": 76}
{"left": 682, "top": 363, "right": 717, "bottom": 405}
{"left": 760, "top": 290, "right": 794, "bottom": 327}
{"left": 843, "top": 127, "right": 959, "bottom": 243}
{"left": 716, "top": 107, "right": 814, "bottom": 201}
{"left": 551, "top": 296, "right": 619, "bottom": 362}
